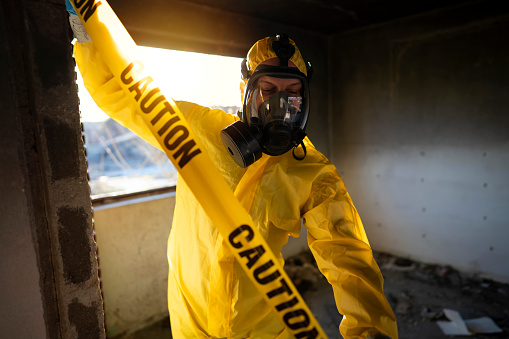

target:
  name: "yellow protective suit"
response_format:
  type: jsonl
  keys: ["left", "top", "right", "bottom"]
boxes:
{"left": 74, "top": 38, "right": 398, "bottom": 339}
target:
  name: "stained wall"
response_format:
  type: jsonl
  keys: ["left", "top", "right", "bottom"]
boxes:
{"left": 329, "top": 1, "right": 509, "bottom": 281}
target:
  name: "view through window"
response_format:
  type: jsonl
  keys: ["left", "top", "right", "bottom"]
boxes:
{"left": 78, "top": 46, "right": 242, "bottom": 199}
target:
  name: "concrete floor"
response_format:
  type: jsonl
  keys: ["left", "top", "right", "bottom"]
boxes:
{"left": 115, "top": 251, "right": 509, "bottom": 339}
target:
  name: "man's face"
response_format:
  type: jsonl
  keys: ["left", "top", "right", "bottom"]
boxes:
{"left": 255, "top": 76, "right": 303, "bottom": 110}
{"left": 253, "top": 57, "right": 303, "bottom": 110}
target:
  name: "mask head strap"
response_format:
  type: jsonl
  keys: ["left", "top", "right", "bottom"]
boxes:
{"left": 272, "top": 34, "right": 295, "bottom": 68}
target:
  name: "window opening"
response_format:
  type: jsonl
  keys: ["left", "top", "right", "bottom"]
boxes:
{"left": 78, "top": 46, "right": 242, "bottom": 199}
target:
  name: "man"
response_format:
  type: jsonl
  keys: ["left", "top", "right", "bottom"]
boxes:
{"left": 67, "top": 3, "right": 397, "bottom": 338}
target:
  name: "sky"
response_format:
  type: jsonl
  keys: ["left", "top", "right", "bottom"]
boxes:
{"left": 77, "top": 46, "right": 243, "bottom": 122}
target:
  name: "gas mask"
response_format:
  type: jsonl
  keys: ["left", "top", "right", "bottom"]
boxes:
{"left": 220, "top": 36, "right": 312, "bottom": 167}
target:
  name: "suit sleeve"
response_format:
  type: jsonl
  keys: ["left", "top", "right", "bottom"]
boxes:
{"left": 302, "top": 167, "right": 398, "bottom": 339}
{"left": 73, "top": 41, "right": 167, "bottom": 151}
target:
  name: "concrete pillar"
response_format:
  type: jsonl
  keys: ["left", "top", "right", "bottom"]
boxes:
{"left": 0, "top": 0, "right": 105, "bottom": 337}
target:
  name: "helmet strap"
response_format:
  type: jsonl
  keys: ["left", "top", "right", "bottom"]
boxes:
{"left": 272, "top": 34, "right": 295, "bottom": 68}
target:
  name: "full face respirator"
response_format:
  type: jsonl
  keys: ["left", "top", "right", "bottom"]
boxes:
{"left": 220, "top": 35, "right": 312, "bottom": 168}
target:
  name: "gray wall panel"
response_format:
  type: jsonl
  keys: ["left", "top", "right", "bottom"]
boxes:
{"left": 330, "top": 4, "right": 509, "bottom": 280}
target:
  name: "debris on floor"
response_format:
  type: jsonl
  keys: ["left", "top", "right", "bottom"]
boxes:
{"left": 374, "top": 252, "right": 509, "bottom": 338}
{"left": 436, "top": 308, "right": 503, "bottom": 336}
{"left": 284, "top": 250, "right": 326, "bottom": 294}
{"left": 288, "top": 250, "right": 509, "bottom": 338}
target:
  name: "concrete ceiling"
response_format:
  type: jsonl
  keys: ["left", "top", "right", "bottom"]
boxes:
{"left": 176, "top": 0, "right": 470, "bottom": 34}
{"left": 106, "top": 0, "right": 476, "bottom": 56}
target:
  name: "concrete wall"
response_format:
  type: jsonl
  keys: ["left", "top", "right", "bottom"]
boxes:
{"left": 329, "top": 1, "right": 509, "bottom": 281}
{"left": 0, "top": 0, "right": 105, "bottom": 337}
{"left": 93, "top": 194, "right": 174, "bottom": 337}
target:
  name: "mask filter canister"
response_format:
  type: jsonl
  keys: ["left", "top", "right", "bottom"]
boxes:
{"left": 220, "top": 121, "right": 262, "bottom": 167}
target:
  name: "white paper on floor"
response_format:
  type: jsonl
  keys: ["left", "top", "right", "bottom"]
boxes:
{"left": 436, "top": 308, "right": 503, "bottom": 336}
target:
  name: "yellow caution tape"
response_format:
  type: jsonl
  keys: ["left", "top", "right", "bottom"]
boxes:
{"left": 69, "top": 1, "right": 328, "bottom": 337}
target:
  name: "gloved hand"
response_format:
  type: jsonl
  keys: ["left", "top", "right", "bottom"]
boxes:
{"left": 367, "top": 334, "right": 391, "bottom": 339}
{"left": 65, "top": 0, "right": 91, "bottom": 42}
